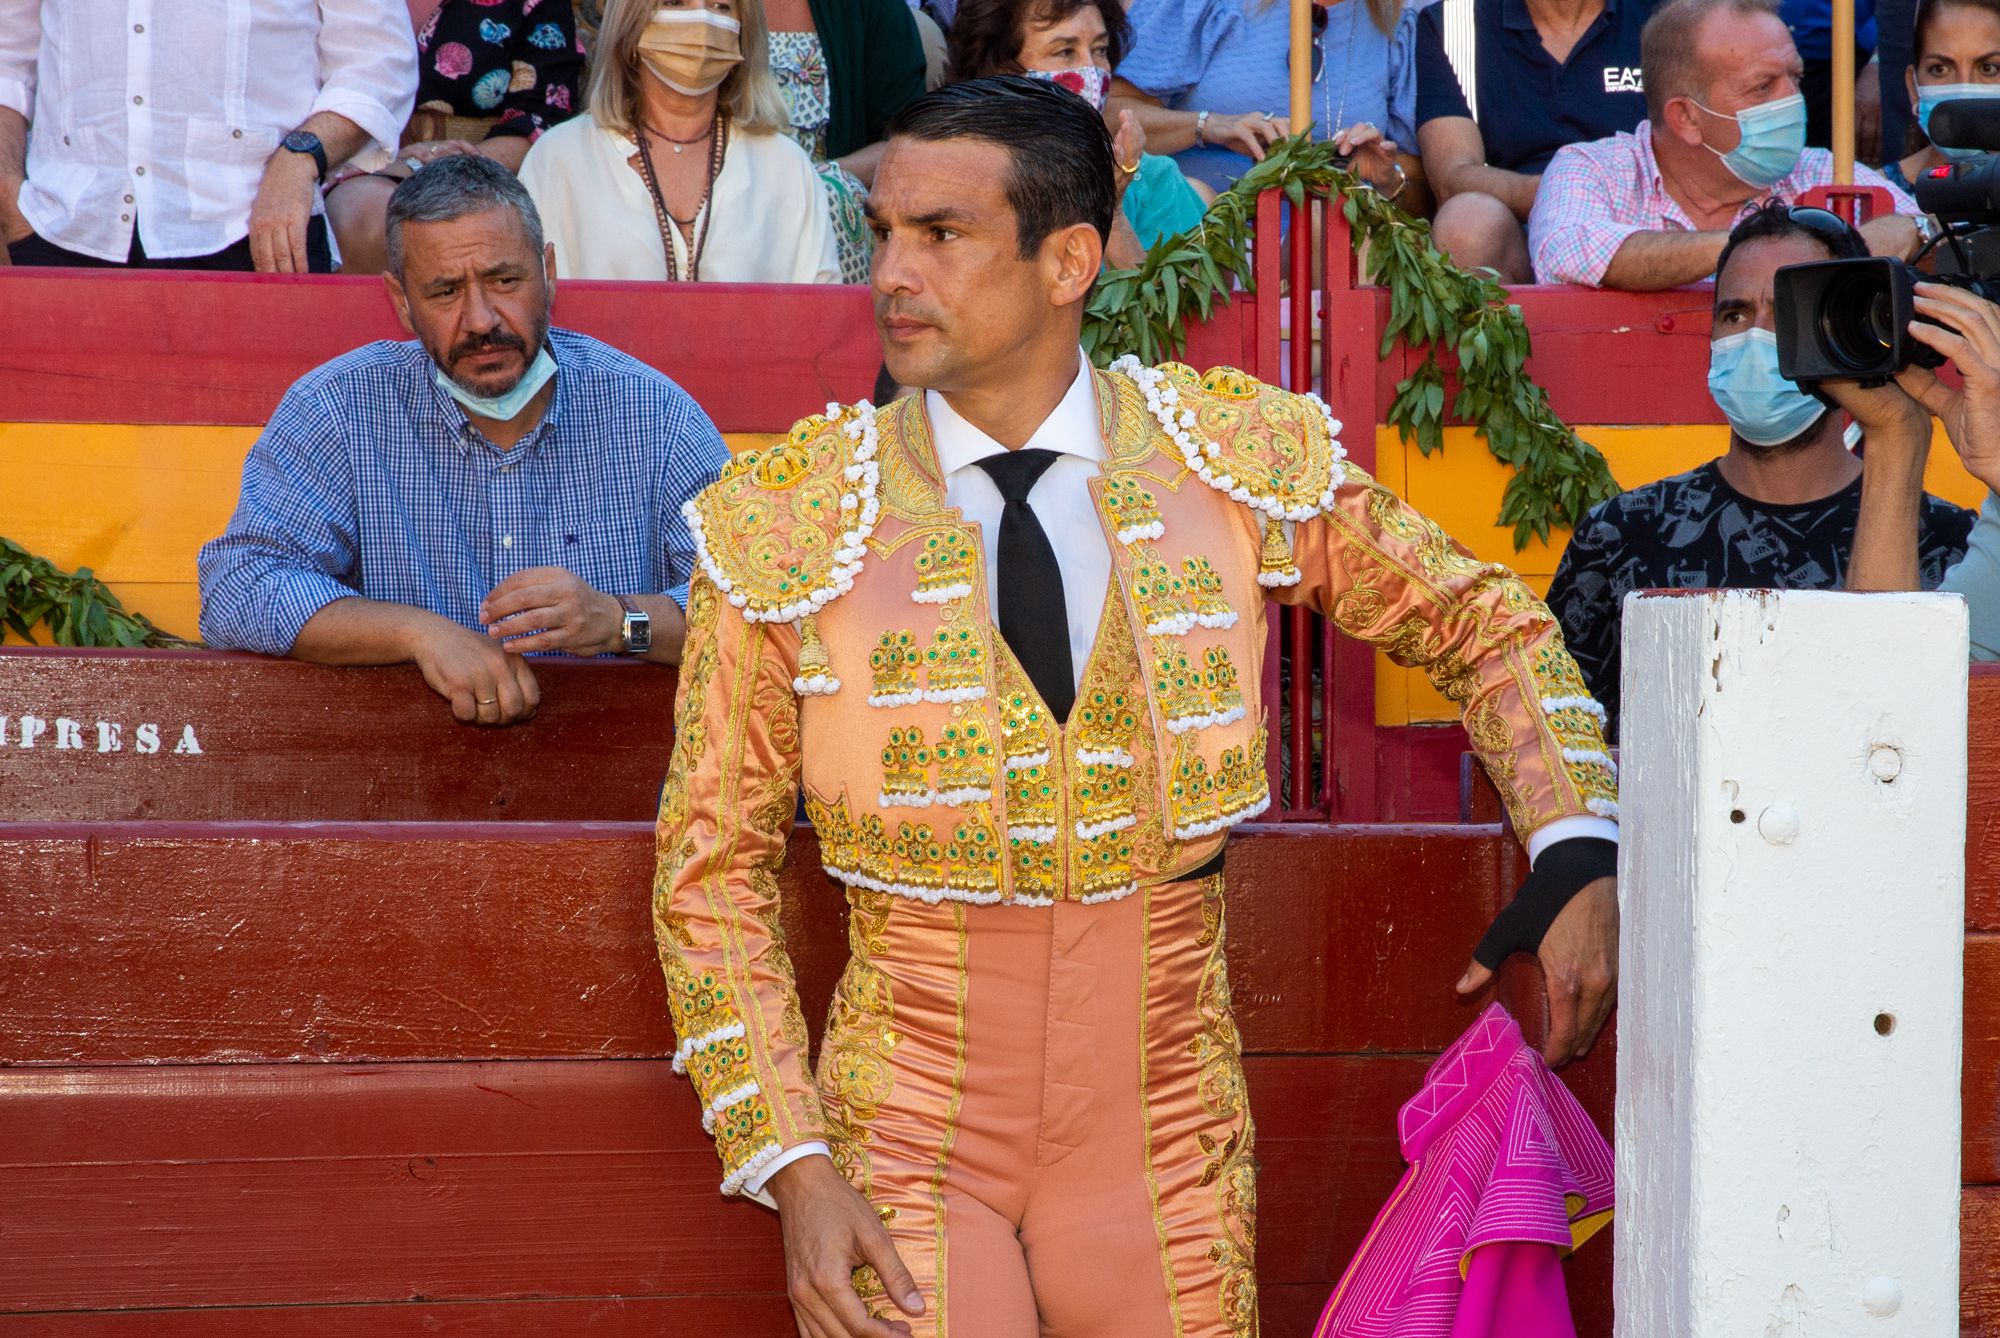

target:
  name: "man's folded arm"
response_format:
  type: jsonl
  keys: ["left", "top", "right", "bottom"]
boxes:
{"left": 652, "top": 572, "right": 828, "bottom": 1204}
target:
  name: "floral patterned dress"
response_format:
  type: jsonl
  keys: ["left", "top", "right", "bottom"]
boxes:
{"left": 770, "top": 29, "right": 872, "bottom": 284}
{"left": 413, "top": 0, "right": 584, "bottom": 142}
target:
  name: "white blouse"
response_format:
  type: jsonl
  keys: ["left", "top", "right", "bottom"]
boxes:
{"left": 520, "top": 112, "right": 839, "bottom": 284}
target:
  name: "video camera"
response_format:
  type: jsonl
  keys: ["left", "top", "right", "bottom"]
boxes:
{"left": 1775, "top": 97, "right": 2000, "bottom": 385}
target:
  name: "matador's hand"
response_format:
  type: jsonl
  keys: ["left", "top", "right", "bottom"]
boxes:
{"left": 769, "top": 1154, "right": 924, "bottom": 1338}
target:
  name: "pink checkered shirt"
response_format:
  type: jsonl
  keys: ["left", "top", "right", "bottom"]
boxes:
{"left": 1527, "top": 120, "right": 1918, "bottom": 286}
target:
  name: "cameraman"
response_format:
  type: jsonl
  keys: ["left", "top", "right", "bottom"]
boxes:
{"left": 1841, "top": 283, "right": 2000, "bottom": 656}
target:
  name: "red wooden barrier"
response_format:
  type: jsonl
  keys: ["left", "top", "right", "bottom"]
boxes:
{"left": 0, "top": 648, "right": 678, "bottom": 822}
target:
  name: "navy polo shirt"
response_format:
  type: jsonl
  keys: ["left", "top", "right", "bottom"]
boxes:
{"left": 1415, "top": 0, "right": 1655, "bottom": 174}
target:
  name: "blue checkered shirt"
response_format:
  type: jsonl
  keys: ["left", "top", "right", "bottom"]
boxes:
{"left": 198, "top": 329, "right": 728, "bottom": 655}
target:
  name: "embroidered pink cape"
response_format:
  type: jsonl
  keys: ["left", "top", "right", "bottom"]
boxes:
{"left": 1313, "top": 1003, "right": 1615, "bottom": 1338}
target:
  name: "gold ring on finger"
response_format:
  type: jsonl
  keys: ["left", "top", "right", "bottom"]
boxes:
{"left": 477, "top": 697, "right": 498, "bottom": 705}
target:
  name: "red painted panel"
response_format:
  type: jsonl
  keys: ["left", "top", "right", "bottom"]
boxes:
{"left": 0, "top": 271, "right": 1255, "bottom": 431}
{"left": 1968, "top": 665, "right": 2000, "bottom": 933}
{"left": 0, "top": 1299, "right": 803, "bottom": 1337}
{"left": 0, "top": 822, "right": 1519, "bottom": 1064}
{"left": 0, "top": 648, "right": 677, "bottom": 823}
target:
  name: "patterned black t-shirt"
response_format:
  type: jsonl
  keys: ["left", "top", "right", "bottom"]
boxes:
{"left": 1547, "top": 460, "right": 1975, "bottom": 739}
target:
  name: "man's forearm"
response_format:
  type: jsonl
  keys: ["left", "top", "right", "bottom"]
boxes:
{"left": 291, "top": 596, "right": 453, "bottom": 665}
{"left": 0, "top": 104, "right": 24, "bottom": 186}
{"left": 1108, "top": 95, "right": 1197, "bottom": 154}
{"left": 627, "top": 592, "right": 689, "bottom": 664}
{"left": 1847, "top": 419, "right": 1933, "bottom": 591}
{"left": 1600, "top": 229, "right": 1730, "bottom": 291}
{"left": 1436, "top": 161, "right": 1539, "bottom": 218}
{"left": 291, "top": 110, "right": 373, "bottom": 173}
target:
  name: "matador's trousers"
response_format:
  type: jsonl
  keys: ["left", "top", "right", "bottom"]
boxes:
{"left": 815, "top": 873, "right": 1259, "bottom": 1338}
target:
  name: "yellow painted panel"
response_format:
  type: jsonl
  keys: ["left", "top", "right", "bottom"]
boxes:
{"left": 1377, "top": 422, "right": 1993, "bottom": 724}
{"left": 0, "top": 424, "right": 782, "bottom": 646}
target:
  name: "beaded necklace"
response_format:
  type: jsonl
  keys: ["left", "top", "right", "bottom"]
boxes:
{"left": 635, "top": 114, "right": 728, "bottom": 283}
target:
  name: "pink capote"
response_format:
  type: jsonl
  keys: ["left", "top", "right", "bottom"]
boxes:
{"left": 1313, "top": 1004, "right": 1614, "bottom": 1338}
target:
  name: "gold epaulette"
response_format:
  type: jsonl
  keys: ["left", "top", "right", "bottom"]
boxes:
{"left": 683, "top": 401, "right": 883, "bottom": 693}
{"left": 1108, "top": 358, "right": 1346, "bottom": 587}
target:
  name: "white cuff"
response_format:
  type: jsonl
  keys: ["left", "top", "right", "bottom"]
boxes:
{"left": 743, "top": 1140, "right": 833, "bottom": 1208}
{"left": 1525, "top": 815, "right": 1620, "bottom": 868}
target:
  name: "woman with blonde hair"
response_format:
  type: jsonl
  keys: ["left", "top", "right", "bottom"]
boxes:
{"left": 520, "top": 0, "right": 839, "bottom": 282}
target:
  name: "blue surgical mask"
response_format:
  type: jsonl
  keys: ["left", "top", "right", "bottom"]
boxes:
{"left": 436, "top": 345, "right": 557, "bottom": 421}
{"left": 1708, "top": 327, "right": 1827, "bottom": 446}
{"left": 1693, "top": 93, "right": 1807, "bottom": 189}
{"left": 1917, "top": 82, "right": 2000, "bottom": 160}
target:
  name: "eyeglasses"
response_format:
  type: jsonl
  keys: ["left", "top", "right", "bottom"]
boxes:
{"left": 1783, "top": 205, "right": 1860, "bottom": 248}
{"left": 1311, "top": 4, "right": 1327, "bottom": 82}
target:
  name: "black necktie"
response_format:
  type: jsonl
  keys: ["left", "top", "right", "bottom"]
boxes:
{"left": 976, "top": 448, "right": 1075, "bottom": 724}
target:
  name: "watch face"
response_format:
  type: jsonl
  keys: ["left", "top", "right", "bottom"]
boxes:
{"left": 625, "top": 612, "right": 653, "bottom": 653}
{"left": 284, "top": 131, "right": 316, "bottom": 152}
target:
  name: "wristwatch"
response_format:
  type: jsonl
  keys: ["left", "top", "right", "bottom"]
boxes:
{"left": 280, "top": 129, "right": 328, "bottom": 182}
{"left": 615, "top": 594, "right": 652, "bottom": 656}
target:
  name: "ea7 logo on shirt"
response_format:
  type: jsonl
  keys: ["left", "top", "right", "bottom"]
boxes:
{"left": 1604, "top": 67, "right": 1644, "bottom": 93}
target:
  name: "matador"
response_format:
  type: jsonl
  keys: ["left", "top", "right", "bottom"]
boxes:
{"left": 652, "top": 77, "right": 1621, "bottom": 1338}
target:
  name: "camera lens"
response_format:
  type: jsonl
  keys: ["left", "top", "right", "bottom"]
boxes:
{"left": 1818, "top": 269, "right": 1896, "bottom": 372}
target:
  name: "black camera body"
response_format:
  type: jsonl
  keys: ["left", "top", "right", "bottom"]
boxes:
{"left": 1774, "top": 99, "right": 2000, "bottom": 385}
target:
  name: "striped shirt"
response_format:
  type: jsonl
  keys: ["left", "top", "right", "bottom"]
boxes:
{"left": 198, "top": 328, "right": 727, "bottom": 656}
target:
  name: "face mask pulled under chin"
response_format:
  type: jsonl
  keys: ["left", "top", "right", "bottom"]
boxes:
{"left": 1022, "top": 65, "right": 1111, "bottom": 112}
{"left": 1707, "top": 327, "right": 1828, "bottom": 446}
{"left": 638, "top": 8, "right": 743, "bottom": 97}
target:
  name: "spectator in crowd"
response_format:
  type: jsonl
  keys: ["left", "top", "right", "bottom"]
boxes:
{"left": 1783, "top": 0, "right": 1882, "bottom": 152}
{"left": 1883, "top": 0, "right": 2000, "bottom": 191}
{"left": 328, "top": 0, "right": 585, "bottom": 275}
{"left": 1546, "top": 202, "right": 1970, "bottom": 736}
{"left": 1529, "top": 0, "right": 1920, "bottom": 289}
{"left": 1110, "top": 0, "right": 1428, "bottom": 206}
{"left": 1416, "top": 0, "right": 1654, "bottom": 282}
{"left": 1841, "top": 286, "right": 2000, "bottom": 654}
{"left": 0, "top": 0, "right": 416, "bottom": 271}
{"left": 519, "top": 0, "right": 838, "bottom": 282}
{"left": 768, "top": 0, "right": 928, "bottom": 282}
{"left": 947, "top": 0, "right": 1207, "bottom": 266}
{"left": 199, "top": 157, "right": 726, "bottom": 724}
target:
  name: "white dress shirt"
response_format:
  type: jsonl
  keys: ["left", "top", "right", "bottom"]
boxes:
{"left": 519, "top": 113, "right": 840, "bottom": 285}
{"left": 0, "top": 0, "right": 416, "bottom": 262}
{"left": 926, "top": 351, "right": 1111, "bottom": 692}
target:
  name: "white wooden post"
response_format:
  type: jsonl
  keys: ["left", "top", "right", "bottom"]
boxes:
{"left": 1615, "top": 590, "right": 1966, "bottom": 1335}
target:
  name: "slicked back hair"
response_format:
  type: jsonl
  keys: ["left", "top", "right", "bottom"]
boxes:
{"left": 1641, "top": 0, "right": 1784, "bottom": 123}
{"left": 1713, "top": 198, "right": 1866, "bottom": 300}
{"left": 886, "top": 75, "right": 1116, "bottom": 260}
{"left": 385, "top": 154, "right": 545, "bottom": 277}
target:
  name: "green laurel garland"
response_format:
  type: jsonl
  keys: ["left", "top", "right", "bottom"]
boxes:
{"left": 0, "top": 536, "right": 188, "bottom": 647}
{"left": 1081, "top": 134, "right": 1621, "bottom": 548}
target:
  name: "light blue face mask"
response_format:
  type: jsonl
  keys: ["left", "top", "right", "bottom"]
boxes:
{"left": 436, "top": 345, "right": 557, "bottom": 421}
{"left": 1917, "top": 82, "right": 2000, "bottom": 160}
{"left": 1693, "top": 92, "right": 1808, "bottom": 189}
{"left": 1708, "top": 327, "right": 1827, "bottom": 446}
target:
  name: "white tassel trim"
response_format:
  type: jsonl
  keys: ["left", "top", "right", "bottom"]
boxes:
{"left": 719, "top": 1140, "right": 784, "bottom": 1198}
{"left": 793, "top": 674, "right": 841, "bottom": 695}
{"left": 1005, "top": 749, "right": 1052, "bottom": 771}
{"left": 1163, "top": 704, "right": 1248, "bottom": 735}
{"left": 936, "top": 785, "right": 994, "bottom": 805}
{"left": 672, "top": 1021, "right": 747, "bottom": 1074}
{"left": 1111, "top": 358, "right": 1346, "bottom": 523}
{"left": 685, "top": 400, "right": 881, "bottom": 625}
{"left": 1542, "top": 695, "right": 1610, "bottom": 722}
{"left": 1171, "top": 791, "right": 1271, "bottom": 841}
{"left": 876, "top": 787, "right": 996, "bottom": 810}
{"left": 1008, "top": 824, "right": 1059, "bottom": 843}
{"left": 700, "top": 1079, "right": 762, "bottom": 1135}
{"left": 1193, "top": 609, "right": 1239, "bottom": 630}
{"left": 1587, "top": 798, "right": 1621, "bottom": 819}
{"left": 1076, "top": 746, "right": 1135, "bottom": 768}
{"left": 922, "top": 685, "right": 987, "bottom": 704}
{"left": 1145, "top": 612, "right": 1200, "bottom": 637}
{"left": 1010, "top": 894, "right": 1057, "bottom": 907}
{"left": 1561, "top": 747, "right": 1618, "bottom": 774}
{"left": 824, "top": 865, "right": 1007, "bottom": 905}
{"left": 1256, "top": 569, "right": 1303, "bottom": 588}
{"left": 1076, "top": 813, "right": 1137, "bottom": 840}
{"left": 912, "top": 582, "right": 974, "bottom": 605}
{"left": 1081, "top": 882, "right": 1139, "bottom": 905}
{"left": 868, "top": 690, "right": 923, "bottom": 709}
{"left": 1116, "top": 520, "right": 1166, "bottom": 545}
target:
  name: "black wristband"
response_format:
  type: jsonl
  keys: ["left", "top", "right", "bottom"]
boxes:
{"left": 1472, "top": 836, "right": 1618, "bottom": 970}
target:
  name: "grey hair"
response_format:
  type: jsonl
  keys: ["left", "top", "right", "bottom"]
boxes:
{"left": 384, "top": 154, "right": 546, "bottom": 276}
{"left": 1640, "top": 0, "right": 1783, "bottom": 122}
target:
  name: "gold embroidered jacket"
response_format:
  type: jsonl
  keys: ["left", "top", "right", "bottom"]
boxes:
{"left": 652, "top": 362, "right": 1618, "bottom": 1193}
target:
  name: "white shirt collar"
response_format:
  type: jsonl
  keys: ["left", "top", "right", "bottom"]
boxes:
{"left": 926, "top": 350, "right": 1102, "bottom": 478}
